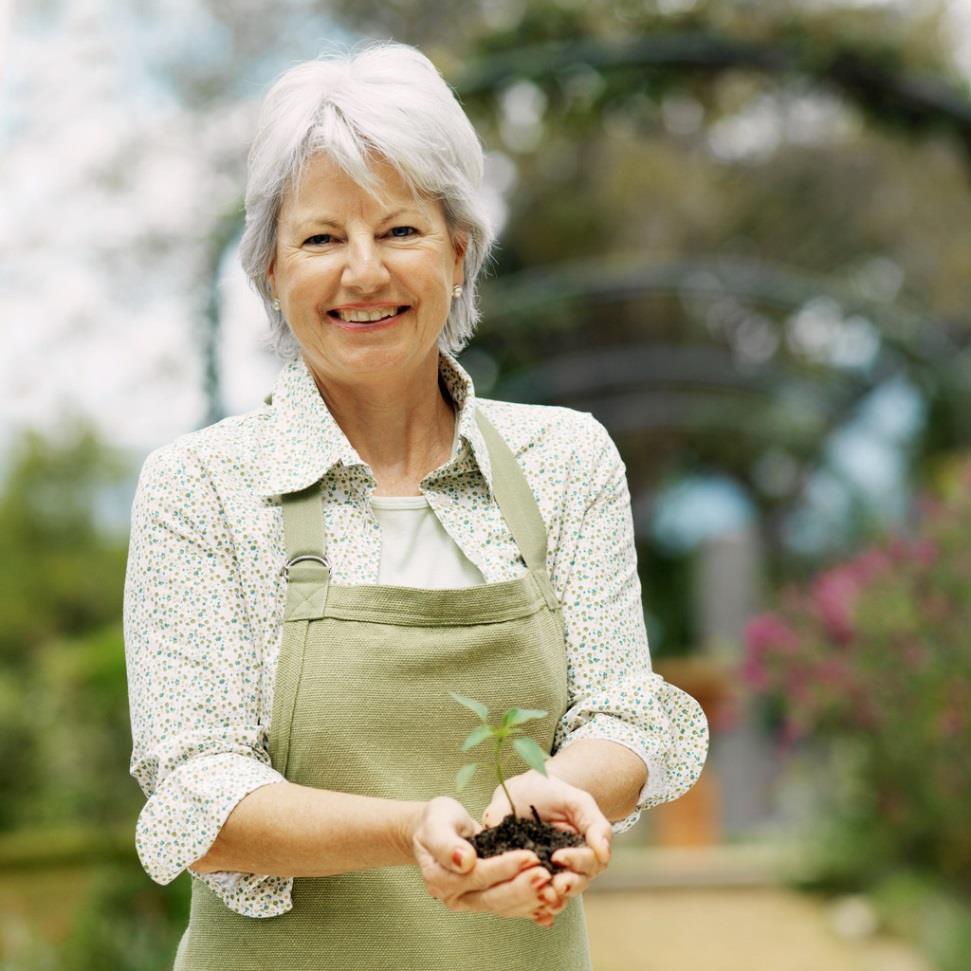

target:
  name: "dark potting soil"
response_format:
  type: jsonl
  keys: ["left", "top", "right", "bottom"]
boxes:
{"left": 470, "top": 805, "right": 586, "bottom": 872}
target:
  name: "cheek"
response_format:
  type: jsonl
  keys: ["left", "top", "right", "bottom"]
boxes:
{"left": 286, "top": 261, "right": 335, "bottom": 302}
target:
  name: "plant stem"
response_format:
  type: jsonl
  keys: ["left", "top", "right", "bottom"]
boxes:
{"left": 495, "top": 738, "right": 516, "bottom": 817}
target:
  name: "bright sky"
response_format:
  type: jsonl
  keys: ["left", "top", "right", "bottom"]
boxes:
{"left": 0, "top": 0, "right": 304, "bottom": 463}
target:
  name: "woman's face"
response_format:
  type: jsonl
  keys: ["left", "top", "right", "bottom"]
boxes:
{"left": 268, "top": 153, "right": 466, "bottom": 386}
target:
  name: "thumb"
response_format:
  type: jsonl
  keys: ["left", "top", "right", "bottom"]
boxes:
{"left": 481, "top": 800, "right": 502, "bottom": 828}
{"left": 449, "top": 841, "right": 476, "bottom": 874}
{"left": 435, "top": 802, "right": 480, "bottom": 874}
{"left": 563, "top": 790, "right": 613, "bottom": 864}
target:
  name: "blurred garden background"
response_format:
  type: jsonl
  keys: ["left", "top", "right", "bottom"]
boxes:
{"left": 3, "top": 0, "right": 971, "bottom": 968}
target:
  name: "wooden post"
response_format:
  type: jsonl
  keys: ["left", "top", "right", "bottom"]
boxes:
{"left": 649, "top": 527, "right": 767, "bottom": 846}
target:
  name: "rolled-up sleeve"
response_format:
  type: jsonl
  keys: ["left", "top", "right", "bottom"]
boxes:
{"left": 124, "top": 444, "right": 293, "bottom": 917}
{"left": 552, "top": 414, "right": 709, "bottom": 834}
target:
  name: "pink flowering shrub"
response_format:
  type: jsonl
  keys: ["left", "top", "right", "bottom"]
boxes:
{"left": 743, "top": 468, "right": 971, "bottom": 889}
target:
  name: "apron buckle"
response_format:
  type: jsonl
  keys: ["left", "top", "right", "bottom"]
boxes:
{"left": 282, "top": 554, "right": 331, "bottom": 578}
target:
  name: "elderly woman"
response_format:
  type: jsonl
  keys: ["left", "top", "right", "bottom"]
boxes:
{"left": 124, "top": 41, "right": 708, "bottom": 971}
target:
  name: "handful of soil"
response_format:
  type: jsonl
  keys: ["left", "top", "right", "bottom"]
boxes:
{"left": 470, "top": 805, "right": 585, "bottom": 872}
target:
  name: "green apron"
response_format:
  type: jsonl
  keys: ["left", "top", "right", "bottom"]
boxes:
{"left": 173, "top": 411, "right": 592, "bottom": 970}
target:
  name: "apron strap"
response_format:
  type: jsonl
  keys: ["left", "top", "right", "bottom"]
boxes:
{"left": 474, "top": 410, "right": 559, "bottom": 613}
{"left": 281, "top": 485, "right": 330, "bottom": 621}
{"left": 473, "top": 410, "right": 547, "bottom": 572}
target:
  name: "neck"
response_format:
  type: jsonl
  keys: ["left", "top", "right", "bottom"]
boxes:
{"left": 307, "top": 352, "right": 456, "bottom": 496}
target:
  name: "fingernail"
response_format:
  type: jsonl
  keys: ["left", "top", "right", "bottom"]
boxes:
{"left": 530, "top": 872, "right": 549, "bottom": 888}
{"left": 452, "top": 849, "right": 468, "bottom": 869}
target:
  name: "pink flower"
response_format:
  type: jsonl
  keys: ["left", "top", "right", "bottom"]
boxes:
{"left": 812, "top": 549, "right": 894, "bottom": 642}
{"left": 745, "top": 613, "right": 800, "bottom": 656}
{"left": 812, "top": 567, "right": 860, "bottom": 643}
{"left": 741, "top": 653, "right": 769, "bottom": 690}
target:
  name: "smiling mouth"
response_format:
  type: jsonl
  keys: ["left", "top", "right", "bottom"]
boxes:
{"left": 328, "top": 305, "right": 410, "bottom": 324}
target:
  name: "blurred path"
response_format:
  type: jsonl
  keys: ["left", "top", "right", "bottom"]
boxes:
{"left": 585, "top": 874, "right": 930, "bottom": 971}
{"left": 585, "top": 887, "right": 930, "bottom": 971}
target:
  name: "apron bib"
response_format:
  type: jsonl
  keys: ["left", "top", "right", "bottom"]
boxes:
{"left": 174, "top": 411, "right": 592, "bottom": 970}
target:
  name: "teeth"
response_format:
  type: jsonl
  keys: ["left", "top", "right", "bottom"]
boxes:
{"left": 335, "top": 308, "right": 397, "bottom": 322}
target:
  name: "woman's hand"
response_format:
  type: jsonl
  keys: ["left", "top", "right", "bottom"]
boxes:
{"left": 481, "top": 770, "right": 613, "bottom": 927}
{"left": 411, "top": 796, "right": 561, "bottom": 921}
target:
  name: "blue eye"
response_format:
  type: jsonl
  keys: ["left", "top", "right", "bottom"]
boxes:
{"left": 304, "top": 233, "right": 333, "bottom": 245}
{"left": 390, "top": 226, "right": 417, "bottom": 238}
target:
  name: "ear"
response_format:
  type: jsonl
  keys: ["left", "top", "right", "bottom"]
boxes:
{"left": 266, "top": 257, "right": 277, "bottom": 300}
{"left": 451, "top": 232, "right": 468, "bottom": 286}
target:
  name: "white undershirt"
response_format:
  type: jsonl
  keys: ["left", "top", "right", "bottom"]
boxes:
{"left": 368, "top": 413, "right": 484, "bottom": 588}
{"left": 369, "top": 495, "right": 485, "bottom": 588}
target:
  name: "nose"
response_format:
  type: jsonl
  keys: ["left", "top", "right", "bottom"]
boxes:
{"left": 341, "top": 235, "right": 391, "bottom": 293}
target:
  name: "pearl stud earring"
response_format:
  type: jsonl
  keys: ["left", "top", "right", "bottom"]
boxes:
{"left": 271, "top": 298, "right": 281, "bottom": 311}
{"left": 452, "top": 285, "right": 463, "bottom": 298}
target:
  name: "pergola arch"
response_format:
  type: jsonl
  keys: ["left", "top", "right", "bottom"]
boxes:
{"left": 447, "top": 29, "right": 971, "bottom": 536}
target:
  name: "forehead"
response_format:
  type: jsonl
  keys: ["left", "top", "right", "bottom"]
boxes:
{"left": 282, "top": 153, "right": 432, "bottom": 221}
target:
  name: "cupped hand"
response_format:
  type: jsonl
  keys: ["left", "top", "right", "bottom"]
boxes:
{"left": 481, "top": 771, "right": 613, "bottom": 927}
{"left": 412, "top": 796, "right": 559, "bottom": 921}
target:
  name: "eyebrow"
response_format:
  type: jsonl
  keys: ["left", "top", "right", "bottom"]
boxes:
{"left": 298, "top": 208, "right": 422, "bottom": 229}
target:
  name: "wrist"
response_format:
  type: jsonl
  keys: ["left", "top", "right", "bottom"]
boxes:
{"left": 393, "top": 800, "right": 426, "bottom": 862}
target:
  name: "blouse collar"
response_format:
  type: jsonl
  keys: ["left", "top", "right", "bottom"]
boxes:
{"left": 256, "top": 350, "right": 494, "bottom": 498}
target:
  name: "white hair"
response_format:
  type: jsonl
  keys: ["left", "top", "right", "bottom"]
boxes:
{"left": 238, "top": 41, "right": 495, "bottom": 359}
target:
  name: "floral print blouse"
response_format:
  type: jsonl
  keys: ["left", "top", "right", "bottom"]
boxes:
{"left": 123, "top": 350, "right": 709, "bottom": 918}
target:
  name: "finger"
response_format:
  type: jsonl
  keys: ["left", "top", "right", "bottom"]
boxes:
{"left": 457, "top": 865, "right": 554, "bottom": 918}
{"left": 532, "top": 907, "right": 555, "bottom": 928}
{"left": 585, "top": 820, "right": 613, "bottom": 866}
{"left": 439, "top": 850, "right": 540, "bottom": 898}
{"left": 481, "top": 801, "right": 514, "bottom": 828}
{"left": 560, "top": 795, "right": 612, "bottom": 866}
{"left": 550, "top": 845, "right": 601, "bottom": 877}
{"left": 481, "top": 798, "right": 498, "bottom": 827}
{"left": 448, "top": 841, "right": 478, "bottom": 875}
{"left": 470, "top": 851, "right": 544, "bottom": 890}
{"left": 434, "top": 797, "right": 489, "bottom": 870}
{"left": 550, "top": 869, "right": 590, "bottom": 899}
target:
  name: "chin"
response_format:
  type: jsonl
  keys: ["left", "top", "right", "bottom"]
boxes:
{"left": 306, "top": 341, "right": 424, "bottom": 380}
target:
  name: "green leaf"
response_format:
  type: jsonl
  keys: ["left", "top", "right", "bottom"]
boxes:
{"left": 462, "top": 723, "right": 495, "bottom": 751}
{"left": 448, "top": 691, "right": 489, "bottom": 721}
{"left": 455, "top": 763, "right": 478, "bottom": 791}
{"left": 512, "top": 737, "right": 549, "bottom": 775}
{"left": 501, "top": 707, "right": 548, "bottom": 730}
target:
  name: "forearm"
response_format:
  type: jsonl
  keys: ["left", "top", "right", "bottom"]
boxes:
{"left": 546, "top": 739, "right": 647, "bottom": 822}
{"left": 191, "top": 781, "right": 424, "bottom": 877}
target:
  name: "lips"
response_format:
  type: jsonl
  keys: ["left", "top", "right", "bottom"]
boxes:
{"left": 327, "top": 305, "right": 411, "bottom": 331}
{"left": 328, "top": 304, "right": 410, "bottom": 323}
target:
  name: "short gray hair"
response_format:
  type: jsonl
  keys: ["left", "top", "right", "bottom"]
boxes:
{"left": 239, "top": 41, "right": 495, "bottom": 359}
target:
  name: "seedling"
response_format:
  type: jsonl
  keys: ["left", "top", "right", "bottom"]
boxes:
{"left": 449, "top": 690, "right": 549, "bottom": 817}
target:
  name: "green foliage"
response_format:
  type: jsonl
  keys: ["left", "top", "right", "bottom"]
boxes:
{"left": 0, "top": 862, "right": 190, "bottom": 971}
{"left": 0, "top": 426, "right": 129, "bottom": 665}
{"left": 58, "top": 864, "right": 189, "bottom": 971}
{"left": 449, "top": 691, "right": 548, "bottom": 817}
{"left": 29, "top": 625, "right": 142, "bottom": 828}
{"left": 0, "top": 427, "right": 135, "bottom": 829}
